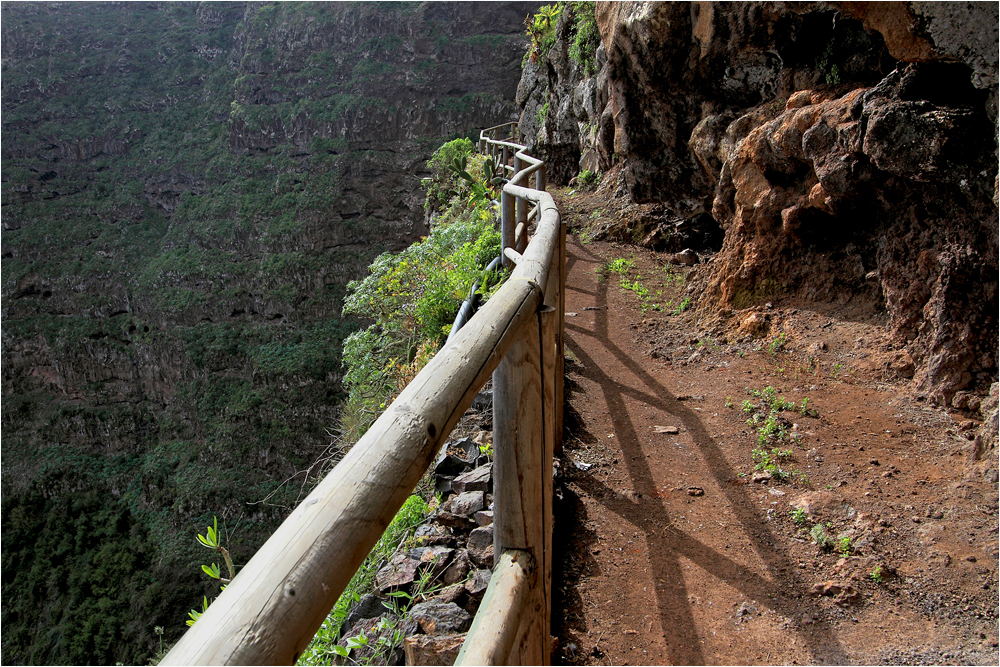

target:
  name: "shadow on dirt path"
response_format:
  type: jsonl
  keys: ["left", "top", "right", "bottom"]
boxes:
{"left": 556, "top": 236, "right": 849, "bottom": 664}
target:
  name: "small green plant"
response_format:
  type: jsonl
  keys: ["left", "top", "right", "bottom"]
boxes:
{"left": 832, "top": 362, "right": 845, "bottom": 378}
{"left": 756, "top": 414, "right": 788, "bottom": 446}
{"left": 535, "top": 100, "right": 549, "bottom": 127}
{"left": 768, "top": 332, "right": 787, "bottom": 356}
{"left": 576, "top": 169, "right": 600, "bottom": 188}
{"left": 477, "top": 438, "right": 493, "bottom": 459}
{"left": 725, "top": 396, "right": 734, "bottom": 409}
{"left": 524, "top": 4, "right": 561, "bottom": 65}
{"left": 743, "top": 387, "right": 813, "bottom": 483}
{"left": 672, "top": 297, "right": 692, "bottom": 315}
{"left": 810, "top": 523, "right": 833, "bottom": 550}
{"left": 790, "top": 507, "right": 808, "bottom": 526}
{"left": 661, "top": 267, "right": 685, "bottom": 288}
{"left": 600, "top": 257, "right": 634, "bottom": 277}
{"left": 619, "top": 277, "right": 649, "bottom": 298}
{"left": 869, "top": 566, "right": 884, "bottom": 584}
{"left": 837, "top": 536, "right": 852, "bottom": 557}
{"left": 151, "top": 626, "right": 165, "bottom": 664}
{"left": 752, "top": 447, "right": 794, "bottom": 480}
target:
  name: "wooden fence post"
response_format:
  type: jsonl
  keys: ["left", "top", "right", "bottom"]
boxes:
{"left": 555, "top": 218, "right": 565, "bottom": 454}
{"left": 454, "top": 549, "right": 535, "bottom": 666}
{"left": 538, "top": 304, "right": 556, "bottom": 648}
{"left": 492, "top": 304, "right": 552, "bottom": 665}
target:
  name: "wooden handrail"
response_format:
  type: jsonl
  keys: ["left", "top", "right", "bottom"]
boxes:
{"left": 161, "top": 127, "right": 562, "bottom": 666}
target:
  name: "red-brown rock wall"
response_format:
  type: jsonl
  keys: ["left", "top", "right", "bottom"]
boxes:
{"left": 585, "top": 1, "right": 997, "bottom": 404}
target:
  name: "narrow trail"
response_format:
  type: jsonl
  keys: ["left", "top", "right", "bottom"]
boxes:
{"left": 553, "top": 234, "right": 846, "bottom": 665}
{"left": 546, "top": 188, "right": 998, "bottom": 666}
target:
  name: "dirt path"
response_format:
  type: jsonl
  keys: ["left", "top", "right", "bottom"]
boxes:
{"left": 549, "top": 190, "right": 998, "bottom": 665}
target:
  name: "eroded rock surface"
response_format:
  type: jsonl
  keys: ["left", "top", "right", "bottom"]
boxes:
{"left": 558, "top": 0, "right": 999, "bottom": 404}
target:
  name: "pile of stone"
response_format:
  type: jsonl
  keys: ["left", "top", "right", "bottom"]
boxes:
{"left": 336, "top": 434, "right": 497, "bottom": 666}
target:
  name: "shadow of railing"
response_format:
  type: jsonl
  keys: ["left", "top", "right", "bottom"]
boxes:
{"left": 559, "top": 237, "right": 848, "bottom": 664}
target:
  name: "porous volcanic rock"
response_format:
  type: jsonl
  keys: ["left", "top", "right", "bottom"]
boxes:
{"left": 578, "top": 0, "right": 997, "bottom": 404}
{"left": 706, "top": 63, "right": 997, "bottom": 404}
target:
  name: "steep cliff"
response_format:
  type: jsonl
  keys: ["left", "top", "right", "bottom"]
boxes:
{"left": 523, "top": 1, "right": 997, "bottom": 407}
{"left": 1, "top": 2, "right": 535, "bottom": 664}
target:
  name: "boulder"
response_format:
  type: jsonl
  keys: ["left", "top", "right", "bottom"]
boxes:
{"left": 341, "top": 594, "right": 388, "bottom": 638}
{"left": 409, "top": 545, "right": 454, "bottom": 576}
{"left": 434, "top": 438, "right": 479, "bottom": 477}
{"left": 434, "top": 510, "right": 476, "bottom": 530}
{"left": 409, "top": 599, "right": 472, "bottom": 635}
{"left": 452, "top": 464, "right": 492, "bottom": 494}
{"left": 467, "top": 526, "right": 494, "bottom": 568}
{"left": 413, "top": 523, "right": 454, "bottom": 547}
{"left": 375, "top": 553, "right": 420, "bottom": 593}
{"left": 463, "top": 569, "right": 492, "bottom": 608}
{"left": 442, "top": 549, "right": 472, "bottom": 586}
{"left": 403, "top": 633, "right": 467, "bottom": 666}
{"left": 449, "top": 491, "right": 486, "bottom": 517}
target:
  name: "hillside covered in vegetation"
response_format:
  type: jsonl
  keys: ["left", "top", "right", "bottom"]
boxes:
{"left": 0, "top": 2, "right": 535, "bottom": 663}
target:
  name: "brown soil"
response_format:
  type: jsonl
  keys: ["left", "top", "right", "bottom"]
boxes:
{"left": 550, "top": 189, "right": 999, "bottom": 666}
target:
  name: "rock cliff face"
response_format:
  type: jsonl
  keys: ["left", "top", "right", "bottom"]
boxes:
{"left": 524, "top": 1, "right": 997, "bottom": 406}
{"left": 1, "top": 2, "right": 535, "bottom": 664}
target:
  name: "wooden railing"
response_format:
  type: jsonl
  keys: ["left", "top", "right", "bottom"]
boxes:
{"left": 161, "top": 121, "right": 563, "bottom": 666}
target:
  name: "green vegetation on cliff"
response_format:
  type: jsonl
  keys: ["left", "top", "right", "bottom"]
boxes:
{"left": 339, "top": 138, "right": 504, "bottom": 442}
{"left": 524, "top": 1, "right": 599, "bottom": 75}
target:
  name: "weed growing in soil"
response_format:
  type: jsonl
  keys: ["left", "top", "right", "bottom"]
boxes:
{"left": 598, "top": 255, "right": 686, "bottom": 314}
{"left": 598, "top": 257, "right": 634, "bottom": 279}
{"left": 811, "top": 523, "right": 833, "bottom": 550}
{"left": 619, "top": 277, "right": 649, "bottom": 299}
{"left": 743, "top": 386, "right": 815, "bottom": 483}
{"left": 576, "top": 169, "right": 600, "bottom": 188}
{"left": 870, "top": 566, "right": 884, "bottom": 583}
{"left": 673, "top": 297, "right": 692, "bottom": 315}
{"left": 752, "top": 447, "right": 799, "bottom": 481}
{"left": 837, "top": 536, "right": 853, "bottom": 557}
{"left": 768, "top": 332, "right": 787, "bottom": 355}
{"left": 790, "top": 507, "right": 808, "bottom": 525}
